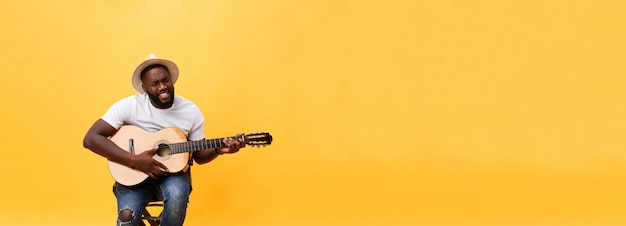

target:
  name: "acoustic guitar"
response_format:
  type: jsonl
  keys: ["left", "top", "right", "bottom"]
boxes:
{"left": 108, "top": 125, "right": 273, "bottom": 186}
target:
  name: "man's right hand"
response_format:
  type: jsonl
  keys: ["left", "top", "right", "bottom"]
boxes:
{"left": 131, "top": 148, "right": 169, "bottom": 179}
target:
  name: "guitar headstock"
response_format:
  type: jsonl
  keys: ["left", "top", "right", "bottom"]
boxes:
{"left": 244, "top": 132, "right": 273, "bottom": 147}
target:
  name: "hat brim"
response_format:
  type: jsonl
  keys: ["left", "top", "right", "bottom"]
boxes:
{"left": 132, "top": 58, "right": 179, "bottom": 93}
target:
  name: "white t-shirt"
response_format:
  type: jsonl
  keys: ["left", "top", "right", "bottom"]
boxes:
{"left": 101, "top": 93, "right": 205, "bottom": 141}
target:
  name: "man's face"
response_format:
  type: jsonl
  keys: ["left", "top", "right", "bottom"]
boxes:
{"left": 141, "top": 66, "right": 175, "bottom": 109}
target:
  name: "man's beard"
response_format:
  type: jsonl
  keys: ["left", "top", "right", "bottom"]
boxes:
{"left": 147, "top": 87, "right": 175, "bottom": 109}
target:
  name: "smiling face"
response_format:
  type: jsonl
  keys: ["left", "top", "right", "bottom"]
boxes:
{"left": 141, "top": 65, "right": 175, "bottom": 109}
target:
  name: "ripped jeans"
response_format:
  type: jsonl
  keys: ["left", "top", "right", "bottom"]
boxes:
{"left": 114, "top": 170, "right": 191, "bottom": 226}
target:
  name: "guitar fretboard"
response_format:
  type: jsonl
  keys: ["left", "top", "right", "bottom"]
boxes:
{"left": 168, "top": 136, "right": 242, "bottom": 154}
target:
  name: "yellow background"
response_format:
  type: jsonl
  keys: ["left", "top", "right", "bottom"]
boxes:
{"left": 1, "top": 0, "right": 626, "bottom": 225}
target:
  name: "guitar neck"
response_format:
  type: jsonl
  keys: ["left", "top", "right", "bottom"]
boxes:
{"left": 169, "top": 135, "right": 242, "bottom": 154}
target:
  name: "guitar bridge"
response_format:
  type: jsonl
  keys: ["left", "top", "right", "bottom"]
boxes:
{"left": 129, "top": 138, "right": 135, "bottom": 155}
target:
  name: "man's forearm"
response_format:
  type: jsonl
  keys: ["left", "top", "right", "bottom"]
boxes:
{"left": 192, "top": 148, "right": 221, "bottom": 164}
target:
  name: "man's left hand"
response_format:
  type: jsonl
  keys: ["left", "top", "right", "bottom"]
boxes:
{"left": 218, "top": 133, "right": 246, "bottom": 154}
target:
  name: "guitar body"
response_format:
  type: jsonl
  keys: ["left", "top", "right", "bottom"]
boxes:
{"left": 106, "top": 125, "right": 273, "bottom": 186}
{"left": 108, "top": 125, "right": 190, "bottom": 186}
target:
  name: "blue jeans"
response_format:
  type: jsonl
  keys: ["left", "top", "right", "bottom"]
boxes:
{"left": 115, "top": 170, "right": 191, "bottom": 226}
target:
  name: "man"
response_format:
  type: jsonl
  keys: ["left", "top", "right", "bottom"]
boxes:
{"left": 83, "top": 54, "right": 245, "bottom": 226}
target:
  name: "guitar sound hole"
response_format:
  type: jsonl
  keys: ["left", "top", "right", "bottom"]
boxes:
{"left": 157, "top": 143, "right": 170, "bottom": 157}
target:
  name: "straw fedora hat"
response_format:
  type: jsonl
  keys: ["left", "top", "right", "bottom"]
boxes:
{"left": 132, "top": 54, "right": 179, "bottom": 93}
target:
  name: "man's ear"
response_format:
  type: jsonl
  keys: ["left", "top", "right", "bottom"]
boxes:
{"left": 141, "top": 83, "right": 146, "bottom": 92}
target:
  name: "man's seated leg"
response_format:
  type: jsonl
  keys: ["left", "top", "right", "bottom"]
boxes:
{"left": 157, "top": 170, "right": 192, "bottom": 226}
{"left": 115, "top": 182, "right": 154, "bottom": 226}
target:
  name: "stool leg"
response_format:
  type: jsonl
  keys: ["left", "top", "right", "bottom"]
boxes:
{"left": 143, "top": 208, "right": 159, "bottom": 226}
